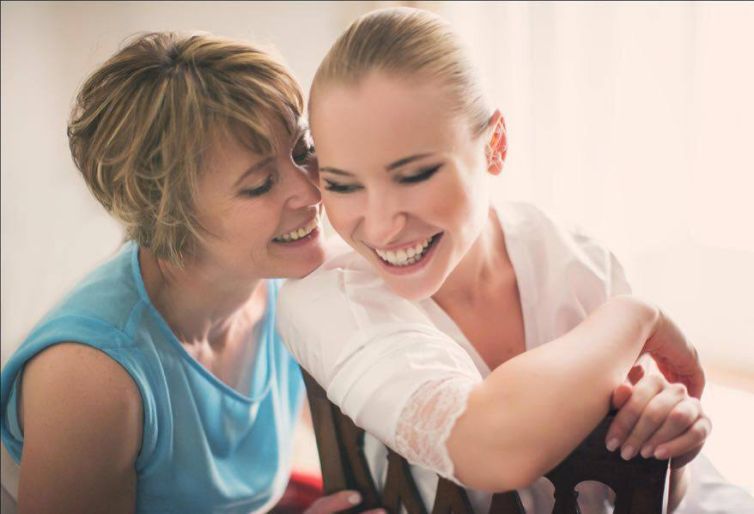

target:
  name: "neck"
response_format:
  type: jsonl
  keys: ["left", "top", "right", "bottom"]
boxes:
{"left": 139, "top": 247, "right": 265, "bottom": 347}
{"left": 433, "top": 209, "right": 513, "bottom": 307}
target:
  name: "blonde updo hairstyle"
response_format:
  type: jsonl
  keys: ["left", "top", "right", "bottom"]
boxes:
{"left": 68, "top": 32, "right": 303, "bottom": 265}
{"left": 310, "top": 7, "right": 492, "bottom": 137}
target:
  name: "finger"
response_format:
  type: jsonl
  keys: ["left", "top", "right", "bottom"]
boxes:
{"left": 684, "top": 367, "right": 706, "bottom": 399}
{"left": 606, "top": 374, "right": 664, "bottom": 452}
{"left": 305, "top": 490, "right": 363, "bottom": 514}
{"left": 655, "top": 349, "right": 705, "bottom": 399}
{"left": 627, "top": 363, "right": 645, "bottom": 385}
{"left": 654, "top": 417, "right": 712, "bottom": 462}
{"left": 612, "top": 364, "right": 644, "bottom": 409}
{"left": 639, "top": 397, "right": 702, "bottom": 458}
{"left": 621, "top": 385, "right": 687, "bottom": 460}
{"left": 611, "top": 382, "right": 633, "bottom": 410}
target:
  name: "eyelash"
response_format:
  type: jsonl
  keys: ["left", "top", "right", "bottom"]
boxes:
{"left": 398, "top": 165, "right": 441, "bottom": 184}
{"left": 240, "top": 175, "right": 274, "bottom": 198}
{"left": 323, "top": 164, "right": 442, "bottom": 194}
{"left": 323, "top": 180, "right": 361, "bottom": 193}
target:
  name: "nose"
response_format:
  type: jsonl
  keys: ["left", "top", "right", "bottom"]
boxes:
{"left": 284, "top": 161, "right": 321, "bottom": 210}
{"left": 359, "top": 188, "right": 407, "bottom": 247}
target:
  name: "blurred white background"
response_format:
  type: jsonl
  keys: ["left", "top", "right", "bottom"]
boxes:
{"left": 2, "top": 0, "right": 752, "bottom": 497}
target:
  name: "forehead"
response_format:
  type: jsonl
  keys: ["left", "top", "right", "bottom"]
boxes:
{"left": 203, "top": 118, "right": 304, "bottom": 169}
{"left": 311, "top": 73, "right": 465, "bottom": 168}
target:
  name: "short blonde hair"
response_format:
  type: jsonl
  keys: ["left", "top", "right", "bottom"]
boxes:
{"left": 310, "top": 7, "right": 491, "bottom": 135}
{"left": 68, "top": 32, "right": 303, "bottom": 264}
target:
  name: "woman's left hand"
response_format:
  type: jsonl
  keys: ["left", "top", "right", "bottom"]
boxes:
{"left": 606, "top": 356, "right": 711, "bottom": 468}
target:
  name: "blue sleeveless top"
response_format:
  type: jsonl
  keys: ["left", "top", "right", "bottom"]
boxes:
{"left": 0, "top": 242, "right": 304, "bottom": 513}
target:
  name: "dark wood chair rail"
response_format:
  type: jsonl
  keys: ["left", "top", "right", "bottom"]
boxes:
{"left": 302, "top": 370, "right": 669, "bottom": 514}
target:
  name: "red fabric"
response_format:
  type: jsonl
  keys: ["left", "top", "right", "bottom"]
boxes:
{"left": 269, "top": 471, "right": 324, "bottom": 513}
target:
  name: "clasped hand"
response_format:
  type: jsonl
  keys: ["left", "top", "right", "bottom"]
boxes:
{"left": 607, "top": 356, "right": 711, "bottom": 467}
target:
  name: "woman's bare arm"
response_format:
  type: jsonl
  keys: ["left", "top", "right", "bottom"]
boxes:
{"left": 448, "top": 296, "right": 702, "bottom": 491}
{"left": 17, "top": 343, "right": 142, "bottom": 514}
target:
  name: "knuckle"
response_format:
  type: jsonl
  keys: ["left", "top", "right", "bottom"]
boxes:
{"left": 648, "top": 374, "right": 666, "bottom": 388}
{"left": 693, "top": 422, "right": 710, "bottom": 440}
{"left": 669, "top": 405, "right": 692, "bottom": 425}
{"left": 647, "top": 410, "right": 667, "bottom": 426}
{"left": 611, "top": 417, "right": 633, "bottom": 437}
{"left": 671, "top": 383, "right": 688, "bottom": 396}
{"left": 625, "top": 397, "right": 646, "bottom": 417}
{"left": 645, "top": 408, "right": 666, "bottom": 427}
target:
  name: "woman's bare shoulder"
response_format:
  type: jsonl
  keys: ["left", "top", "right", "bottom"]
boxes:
{"left": 17, "top": 342, "right": 142, "bottom": 512}
{"left": 19, "top": 341, "right": 142, "bottom": 447}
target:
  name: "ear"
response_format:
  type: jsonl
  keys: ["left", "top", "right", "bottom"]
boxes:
{"left": 484, "top": 109, "right": 507, "bottom": 176}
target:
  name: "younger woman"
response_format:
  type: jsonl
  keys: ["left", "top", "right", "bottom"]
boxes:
{"left": 277, "top": 8, "right": 751, "bottom": 513}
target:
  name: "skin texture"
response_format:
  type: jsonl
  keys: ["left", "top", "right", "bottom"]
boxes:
{"left": 18, "top": 343, "right": 142, "bottom": 514}
{"left": 16, "top": 124, "right": 329, "bottom": 513}
{"left": 310, "top": 72, "right": 707, "bottom": 497}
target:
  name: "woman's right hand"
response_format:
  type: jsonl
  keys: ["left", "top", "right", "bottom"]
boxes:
{"left": 304, "top": 491, "right": 386, "bottom": 514}
{"left": 641, "top": 307, "right": 705, "bottom": 399}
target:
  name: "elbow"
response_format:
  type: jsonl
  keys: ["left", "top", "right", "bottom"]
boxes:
{"left": 449, "top": 387, "right": 544, "bottom": 492}
{"left": 454, "top": 449, "right": 542, "bottom": 492}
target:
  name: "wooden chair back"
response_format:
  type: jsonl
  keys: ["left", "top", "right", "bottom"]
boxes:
{"left": 302, "top": 370, "right": 669, "bottom": 514}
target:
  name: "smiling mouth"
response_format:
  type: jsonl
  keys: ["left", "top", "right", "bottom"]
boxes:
{"left": 273, "top": 217, "right": 319, "bottom": 243}
{"left": 373, "top": 234, "right": 441, "bottom": 267}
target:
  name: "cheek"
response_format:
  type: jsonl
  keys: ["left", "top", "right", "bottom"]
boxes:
{"left": 322, "top": 194, "right": 356, "bottom": 237}
{"left": 222, "top": 200, "right": 276, "bottom": 247}
{"left": 423, "top": 172, "right": 480, "bottom": 227}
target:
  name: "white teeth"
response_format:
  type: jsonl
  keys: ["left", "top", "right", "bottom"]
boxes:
{"left": 374, "top": 235, "right": 435, "bottom": 267}
{"left": 275, "top": 217, "right": 318, "bottom": 242}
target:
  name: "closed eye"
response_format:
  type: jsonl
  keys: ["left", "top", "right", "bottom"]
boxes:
{"left": 398, "top": 164, "right": 441, "bottom": 184}
{"left": 322, "top": 179, "right": 362, "bottom": 194}
{"left": 240, "top": 175, "right": 274, "bottom": 198}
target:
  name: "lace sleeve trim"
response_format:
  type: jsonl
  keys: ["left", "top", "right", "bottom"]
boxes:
{"left": 393, "top": 376, "right": 475, "bottom": 483}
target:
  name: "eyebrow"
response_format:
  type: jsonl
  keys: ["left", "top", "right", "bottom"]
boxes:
{"left": 233, "top": 156, "right": 274, "bottom": 187}
{"left": 385, "top": 153, "right": 433, "bottom": 171}
{"left": 320, "top": 153, "right": 434, "bottom": 177}
{"left": 231, "top": 127, "right": 309, "bottom": 187}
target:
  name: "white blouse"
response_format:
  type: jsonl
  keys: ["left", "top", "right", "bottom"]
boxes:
{"left": 277, "top": 202, "right": 753, "bottom": 513}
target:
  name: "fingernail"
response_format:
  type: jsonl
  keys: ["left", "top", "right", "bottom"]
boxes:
{"left": 606, "top": 438, "right": 620, "bottom": 452}
{"left": 640, "top": 445, "right": 653, "bottom": 458}
{"left": 654, "top": 447, "right": 669, "bottom": 460}
{"left": 621, "top": 445, "right": 636, "bottom": 460}
{"left": 348, "top": 493, "right": 361, "bottom": 505}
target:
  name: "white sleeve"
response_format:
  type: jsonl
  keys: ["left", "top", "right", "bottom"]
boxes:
{"left": 674, "top": 454, "right": 754, "bottom": 513}
{"left": 277, "top": 263, "right": 482, "bottom": 481}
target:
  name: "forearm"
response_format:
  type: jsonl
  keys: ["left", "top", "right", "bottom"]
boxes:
{"left": 449, "top": 295, "right": 659, "bottom": 491}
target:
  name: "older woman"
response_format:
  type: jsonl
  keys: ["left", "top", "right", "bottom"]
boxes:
{"left": 0, "top": 32, "right": 372, "bottom": 514}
